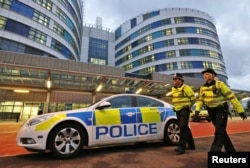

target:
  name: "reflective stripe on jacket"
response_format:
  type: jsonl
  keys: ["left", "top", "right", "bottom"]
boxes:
{"left": 195, "top": 80, "right": 244, "bottom": 113}
{"left": 172, "top": 84, "right": 196, "bottom": 111}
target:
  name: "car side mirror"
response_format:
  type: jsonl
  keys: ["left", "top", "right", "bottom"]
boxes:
{"left": 96, "top": 101, "right": 111, "bottom": 110}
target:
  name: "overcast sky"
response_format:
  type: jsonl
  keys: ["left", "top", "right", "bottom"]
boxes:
{"left": 84, "top": 0, "right": 250, "bottom": 91}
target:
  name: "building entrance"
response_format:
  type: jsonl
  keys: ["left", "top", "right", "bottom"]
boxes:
{"left": 0, "top": 101, "right": 41, "bottom": 122}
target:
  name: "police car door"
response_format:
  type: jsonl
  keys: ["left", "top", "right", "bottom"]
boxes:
{"left": 93, "top": 95, "right": 138, "bottom": 145}
{"left": 135, "top": 96, "right": 164, "bottom": 141}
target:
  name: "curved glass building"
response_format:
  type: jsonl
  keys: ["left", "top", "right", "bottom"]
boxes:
{"left": 115, "top": 8, "right": 228, "bottom": 82}
{"left": 0, "top": 0, "right": 83, "bottom": 60}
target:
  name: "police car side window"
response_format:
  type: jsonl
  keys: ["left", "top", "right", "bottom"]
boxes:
{"left": 136, "top": 97, "right": 164, "bottom": 107}
{"left": 108, "top": 96, "right": 132, "bottom": 108}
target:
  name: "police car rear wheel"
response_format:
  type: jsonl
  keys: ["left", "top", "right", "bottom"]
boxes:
{"left": 164, "top": 120, "right": 180, "bottom": 145}
{"left": 48, "top": 123, "right": 85, "bottom": 159}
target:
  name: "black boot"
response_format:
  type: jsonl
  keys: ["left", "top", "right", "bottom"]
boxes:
{"left": 186, "top": 145, "right": 195, "bottom": 150}
{"left": 174, "top": 146, "right": 185, "bottom": 155}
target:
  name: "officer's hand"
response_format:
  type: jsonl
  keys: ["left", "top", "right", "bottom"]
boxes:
{"left": 239, "top": 112, "right": 247, "bottom": 120}
{"left": 195, "top": 111, "right": 200, "bottom": 115}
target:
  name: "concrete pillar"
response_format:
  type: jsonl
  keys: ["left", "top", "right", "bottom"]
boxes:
{"left": 92, "top": 93, "right": 96, "bottom": 103}
{"left": 43, "top": 91, "right": 50, "bottom": 113}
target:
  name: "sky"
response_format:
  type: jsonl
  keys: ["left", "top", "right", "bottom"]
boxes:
{"left": 84, "top": 0, "right": 250, "bottom": 91}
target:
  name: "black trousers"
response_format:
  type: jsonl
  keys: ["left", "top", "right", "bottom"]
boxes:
{"left": 207, "top": 107, "right": 235, "bottom": 152}
{"left": 176, "top": 108, "right": 195, "bottom": 150}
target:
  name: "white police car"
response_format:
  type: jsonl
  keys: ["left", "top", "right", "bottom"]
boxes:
{"left": 17, "top": 94, "right": 180, "bottom": 159}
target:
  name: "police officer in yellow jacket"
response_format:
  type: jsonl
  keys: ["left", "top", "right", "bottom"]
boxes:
{"left": 172, "top": 73, "right": 196, "bottom": 155}
{"left": 195, "top": 68, "right": 247, "bottom": 152}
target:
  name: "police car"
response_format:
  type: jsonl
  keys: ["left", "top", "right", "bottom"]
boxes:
{"left": 17, "top": 94, "right": 180, "bottom": 159}
{"left": 190, "top": 104, "right": 211, "bottom": 122}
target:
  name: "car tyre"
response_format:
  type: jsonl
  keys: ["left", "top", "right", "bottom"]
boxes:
{"left": 164, "top": 119, "right": 180, "bottom": 145}
{"left": 48, "top": 122, "right": 85, "bottom": 159}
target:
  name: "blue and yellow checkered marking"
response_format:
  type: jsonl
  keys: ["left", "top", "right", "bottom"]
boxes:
{"left": 119, "top": 108, "right": 137, "bottom": 124}
{"left": 67, "top": 112, "right": 93, "bottom": 126}
{"left": 35, "top": 112, "right": 93, "bottom": 131}
{"left": 35, "top": 113, "right": 67, "bottom": 131}
{"left": 140, "top": 107, "right": 161, "bottom": 123}
{"left": 93, "top": 108, "right": 137, "bottom": 126}
{"left": 164, "top": 108, "right": 175, "bottom": 119}
{"left": 94, "top": 109, "right": 121, "bottom": 126}
{"left": 93, "top": 107, "right": 173, "bottom": 126}
{"left": 137, "top": 107, "right": 169, "bottom": 123}
{"left": 34, "top": 107, "right": 175, "bottom": 132}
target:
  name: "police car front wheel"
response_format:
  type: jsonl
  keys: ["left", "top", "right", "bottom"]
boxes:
{"left": 48, "top": 122, "right": 85, "bottom": 159}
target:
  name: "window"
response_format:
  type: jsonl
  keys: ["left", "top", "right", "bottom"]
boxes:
{"left": 55, "top": 7, "right": 76, "bottom": 35}
{"left": 175, "top": 17, "right": 184, "bottom": 23}
{"left": 188, "top": 38, "right": 199, "bottom": 44}
{"left": 90, "top": 58, "right": 106, "bottom": 65}
{"left": 178, "top": 38, "right": 188, "bottom": 45}
{"left": 0, "top": 38, "right": 25, "bottom": 52}
{"left": 192, "top": 61, "right": 203, "bottom": 68}
{"left": 165, "top": 28, "right": 172, "bottom": 35}
{"left": 115, "top": 18, "right": 171, "bottom": 49}
{"left": 176, "top": 27, "right": 185, "bottom": 33}
{"left": 108, "top": 96, "right": 132, "bottom": 108}
{"left": 51, "top": 39, "right": 73, "bottom": 60}
{"left": 131, "top": 18, "right": 137, "bottom": 28}
{"left": 155, "top": 53, "right": 165, "bottom": 60}
{"left": 181, "top": 61, "right": 193, "bottom": 69}
{"left": 5, "top": 19, "right": 29, "bottom": 37}
{"left": 0, "top": 16, "right": 6, "bottom": 29}
{"left": 53, "top": 22, "right": 64, "bottom": 36}
{"left": 166, "top": 62, "right": 177, "bottom": 71}
{"left": 0, "top": 0, "right": 12, "bottom": 9}
{"left": 116, "top": 28, "right": 173, "bottom": 58}
{"left": 88, "top": 38, "right": 108, "bottom": 65}
{"left": 166, "top": 50, "right": 176, "bottom": 58}
{"left": 115, "top": 27, "right": 122, "bottom": 40}
{"left": 58, "top": 0, "right": 78, "bottom": 24}
{"left": 136, "top": 97, "right": 164, "bottom": 107}
{"left": 139, "top": 66, "right": 155, "bottom": 74}
{"left": 155, "top": 64, "right": 167, "bottom": 72}
{"left": 33, "top": 11, "right": 50, "bottom": 26}
{"left": 11, "top": 0, "right": 34, "bottom": 18}
{"left": 29, "top": 28, "right": 47, "bottom": 44}
{"left": 143, "top": 10, "right": 160, "bottom": 21}
{"left": 124, "top": 63, "right": 133, "bottom": 71}
{"left": 33, "top": 0, "right": 53, "bottom": 11}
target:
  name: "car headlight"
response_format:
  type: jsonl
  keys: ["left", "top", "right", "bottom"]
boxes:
{"left": 26, "top": 114, "right": 54, "bottom": 126}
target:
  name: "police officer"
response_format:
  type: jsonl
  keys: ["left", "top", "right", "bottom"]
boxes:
{"left": 195, "top": 68, "right": 247, "bottom": 152}
{"left": 172, "top": 73, "right": 196, "bottom": 155}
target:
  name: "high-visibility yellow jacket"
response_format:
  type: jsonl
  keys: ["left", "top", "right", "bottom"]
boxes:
{"left": 172, "top": 84, "right": 196, "bottom": 111}
{"left": 195, "top": 80, "right": 244, "bottom": 113}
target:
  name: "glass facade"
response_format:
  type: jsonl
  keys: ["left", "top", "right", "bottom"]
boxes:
{"left": 115, "top": 18, "right": 171, "bottom": 49}
{"left": 0, "top": 0, "right": 83, "bottom": 60}
{"left": 115, "top": 8, "right": 227, "bottom": 82}
{"left": 88, "top": 37, "right": 108, "bottom": 65}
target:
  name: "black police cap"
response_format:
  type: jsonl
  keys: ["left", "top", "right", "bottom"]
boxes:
{"left": 201, "top": 68, "right": 217, "bottom": 76}
{"left": 173, "top": 73, "right": 184, "bottom": 81}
